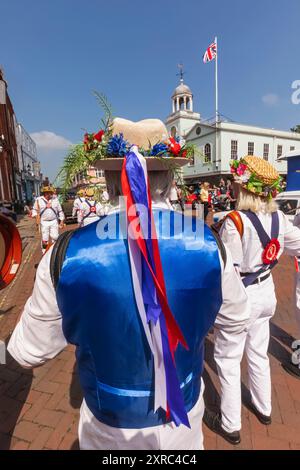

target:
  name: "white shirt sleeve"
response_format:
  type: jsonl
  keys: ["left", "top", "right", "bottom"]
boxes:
{"left": 215, "top": 245, "right": 250, "bottom": 334}
{"left": 96, "top": 202, "right": 104, "bottom": 217}
{"left": 31, "top": 199, "right": 39, "bottom": 218}
{"left": 281, "top": 212, "right": 300, "bottom": 257}
{"left": 7, "top": 247, "right": 67, "bottom": 368}
{"left": 72, "top": 199, "right": 78, "bottom": 217}
{"left": 57, "top": 201, "right": 65, "bottom": 221}
{"left": 220, "top": 217, "right": 243, "bottom": 267}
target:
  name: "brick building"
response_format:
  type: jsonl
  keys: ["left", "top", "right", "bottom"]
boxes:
{"left": 0, "top": 70, "right": 21, "bottom": 203}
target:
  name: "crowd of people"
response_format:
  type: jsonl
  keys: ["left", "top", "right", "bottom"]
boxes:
{"left": 168, "top": 178, "right": 237, "bottom": 219}
{"left": 4, "top": 115, "right": 300, "bottom": 451}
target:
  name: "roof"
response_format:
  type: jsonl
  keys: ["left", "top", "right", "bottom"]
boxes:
{"left": 278, "top": 149, "right": 300, "bottom": 160}
{"left": 172, "top": 80, "right": 192, "bottom": 97}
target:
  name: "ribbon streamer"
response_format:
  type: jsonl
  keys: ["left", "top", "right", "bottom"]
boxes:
{"left": 121, "top": 146, "right": 190, "bottom": 427}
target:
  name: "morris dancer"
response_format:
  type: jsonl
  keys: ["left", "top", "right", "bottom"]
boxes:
{"left": 205, "top": 156, "right": 300, "bottom": 444}
{"left": 8, "top": 118, "right": 249, "bottom": 450}
{"left": 80, "top": 188, "right": 103, "bottom": 226}
{"left": 283, "top": 211, "right": 300, "bottom": 379}
{"left": 32, "top": 186, "right": 65, "bottom": 253}
{"left": 72, "top": 189, "right": 86, "bottom": 226}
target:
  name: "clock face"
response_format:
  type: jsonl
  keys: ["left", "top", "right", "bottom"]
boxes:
{"left": 196, "top": 126, "right": 201, "bottom": 135}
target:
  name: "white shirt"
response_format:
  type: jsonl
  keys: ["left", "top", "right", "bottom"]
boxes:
{"left": 169, "top": 186, "right": 178, "bottom": 201}
{"left": 220, "top": 210, "right": 300, "bottom": 273}
{"left": 32, "top": 196, "right": 64, "bottom": 222}
{"left": 101, "top": 190, "right": 109, "bottom": 203}
{"left": 8, "top": 202, "right": 249, "bottom": 448}
{"left": 80, "top": 199, "right": 103, "bottom": 224}
{"left": 72, "top": 197, "right": 85, "bottom": 218}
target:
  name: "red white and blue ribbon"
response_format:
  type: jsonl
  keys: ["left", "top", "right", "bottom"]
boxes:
{"left": 121, "top": 145, "right": 190, "bottom": 427}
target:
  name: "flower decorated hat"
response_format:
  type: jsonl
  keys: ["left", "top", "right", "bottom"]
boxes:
{"left": 230, "top": 155, "right": 282, "bottom": 198}
{"left": 84, "top": 117, "right": 192, "bottom": 171}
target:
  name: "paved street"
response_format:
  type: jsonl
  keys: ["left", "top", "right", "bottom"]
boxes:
{"left": 0, "top": 215, "right": 299, "bottom": 450}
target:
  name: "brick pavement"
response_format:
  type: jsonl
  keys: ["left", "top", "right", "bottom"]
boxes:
{"left": 0, "top": 215, "right": 299, "bottom": 450}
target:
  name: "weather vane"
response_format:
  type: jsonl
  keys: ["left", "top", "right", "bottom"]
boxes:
{"left": 176, "top": 63, "right": 185, "bottom": 82}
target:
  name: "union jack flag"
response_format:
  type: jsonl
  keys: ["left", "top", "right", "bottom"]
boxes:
{"left": 203, "top": 41, "right": 217, "bottom": 63}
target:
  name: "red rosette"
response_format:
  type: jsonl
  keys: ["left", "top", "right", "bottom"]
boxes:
{"left": 262, "top": 238, "right": 280, "bottom": 265}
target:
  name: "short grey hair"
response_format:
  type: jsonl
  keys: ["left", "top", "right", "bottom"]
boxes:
{"left": 105, "top": 169, "right": 174, "bottom": 205}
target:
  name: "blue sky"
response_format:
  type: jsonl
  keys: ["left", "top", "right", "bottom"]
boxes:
{"left": 1, "top": 0, "right": 300, "bottom": 180}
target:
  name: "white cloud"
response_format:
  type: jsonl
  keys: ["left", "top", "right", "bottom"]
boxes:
{"left": 30, "top": 131, "right": 72, "bottom": 150}
{"left": 262, "top": 93, "right": 279, "bottom": 106}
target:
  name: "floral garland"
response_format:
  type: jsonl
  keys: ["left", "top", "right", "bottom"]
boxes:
{"left": 83, "top": 127, "right": 192, "bottom": 160}
{"left": 230, "top": 159, "right": 283, "bottom": 199}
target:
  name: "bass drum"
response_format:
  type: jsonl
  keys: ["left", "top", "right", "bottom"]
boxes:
{"left": 0, "top": 214, "right": 22, "bottom": 290}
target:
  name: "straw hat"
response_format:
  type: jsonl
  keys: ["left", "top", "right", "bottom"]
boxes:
{"left": 41, "top": 185, "right": 55, "bottom": 194}
{"left": 230, "top": 155, "right": 281, "bottom": 198}
{"left": 85, "top": 188, "right": 95, "bottom": 198}
{"left": 94, "top": 118, "right": 190, "bottom": 171}
{"left": 242, "top": 156, "right": 279, "bottom": 185}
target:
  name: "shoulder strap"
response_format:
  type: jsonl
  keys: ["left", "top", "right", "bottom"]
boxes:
{"left": 211, "top": 229, "right": 227, "bottom": 268}
{"left": 242, "top": 210, "right": 279, "bottom": 248}
{"left": 226, "top": 211, "right": 244, "bottom": 238}
{"left": 50, "top": 229, "right": 76, "bottom": 290}
{"left": 211, "top": 210, "right": 244, "bottom": 239}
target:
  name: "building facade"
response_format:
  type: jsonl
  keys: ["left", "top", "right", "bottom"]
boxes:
{"left": 165, "top": 79, "right": 300, "bottom": 184}
{"left": 72, "top": 167, "right": 105, "bottom": 190}
{"left": 0, "top": 70, "right": 20, "bottom": 203}
{"left": 16, "top": 123, "right": 42, "bottom": 202}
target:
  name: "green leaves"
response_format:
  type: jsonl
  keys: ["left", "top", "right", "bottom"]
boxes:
{"left": 93, "top": 91, "right": 113, "bottom": 132}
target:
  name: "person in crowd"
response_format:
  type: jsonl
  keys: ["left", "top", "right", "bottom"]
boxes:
{"left": 72, "top": 189, "right": 86, "bottom": 226}
{"left": 219, "top": 178, "right": 227, "bottom": 195}
{"left": 200, "top": 182, "right": 210, "bottom": 221}
{"left": 31, "top": 186, "right": 64, "bottom": 253}
{"left": 186, "top": 186, "right": 198, "bottom": 210}
{"left": 227, "top": 179, "right": 236, "bottom": 210}
{"left": 168, "top": 179, "right": 180, "bottom": 211}
{"left": 204, "top": 155, "right": 300, "bottom": 445}
{"left": 283, "top": 211, "right": 300, "bottom": 379}
{"left": 7, "top": 118, "right": 249, "bottom": 450}
{"left": 79, "top": 188, "right": 103, "bottom": 226}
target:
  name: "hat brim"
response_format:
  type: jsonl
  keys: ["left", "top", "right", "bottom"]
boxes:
{"left": 94, "top": 157, "right": 189, "bottom": 171}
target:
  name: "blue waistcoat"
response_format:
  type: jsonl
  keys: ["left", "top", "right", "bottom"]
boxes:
{"left": 56, "top": 209, "right": 222, "bottom": 429}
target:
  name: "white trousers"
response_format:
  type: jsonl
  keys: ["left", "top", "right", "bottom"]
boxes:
{"left": 41, "top": 220, "right": 59, "bottom": 246}
{"left": 214, "top": 276, "right": 277, "bottom": 433}
{"left": 78, "top": 380, "right": 205, "bottom": 450}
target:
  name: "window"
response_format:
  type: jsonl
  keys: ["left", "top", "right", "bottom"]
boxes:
{"left": 277, "top": 145, "right": 283, "bottom": 158}
{"left": 263, "top": 143, "right": 269, "bottom": 160}
{"left": 188, "top": 148, "right": 195, "bottom": 166}
{"left": 290, "top": 146, "right": 295, "bottom": 151}
{"left": 170, "top": 126, "right": 177, "bottom": 138}
{"left": 231, "top": 140, "right": 238, "bottom": 159}
{"left": 248, "top": 142, "right": 254, "bottom": 155}
{"left": 204, "top": 143, "right": 211, "bottom": 163}
{"left": 196, "top": 126, "right": 201, "bottom": 135}
{"left": 95, "top": 169, "right": 104, "bottom": 178}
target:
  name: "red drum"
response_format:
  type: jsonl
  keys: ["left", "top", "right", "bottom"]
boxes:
{"left": 0, "top": 214, "right": 22, "bottom": 289}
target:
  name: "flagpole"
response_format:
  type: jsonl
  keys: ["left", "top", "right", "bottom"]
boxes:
{"left": 215, "top": 36, "right": 218, "bottom": 123}
{"left": 215, "top": 36, "right": 219, "bottom": 174}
